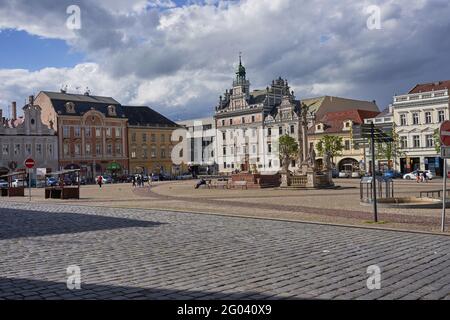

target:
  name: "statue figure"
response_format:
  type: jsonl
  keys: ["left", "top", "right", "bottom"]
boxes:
{"left": 323, "top": 151, "right": 332, "bottom": 171}
{"left": 308, "top": 147, "right": 316, "bottom": 169}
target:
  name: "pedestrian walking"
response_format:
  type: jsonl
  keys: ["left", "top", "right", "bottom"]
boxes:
{"left": 97, "top": 175, "right": 103, "bottom": 188}
{"left": 137, "top": 175, "right": 142, "bottom": 188}
{"left": 132, "top": 175, "right": 136, "bottom": 188}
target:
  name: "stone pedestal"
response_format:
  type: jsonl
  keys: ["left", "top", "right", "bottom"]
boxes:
{"left": 324, "top": 170, "right": 334, "bottom": 187}
{"left": 306, "top": 169, "right": 317, "bottom": 188}
{"left": 281, "top": 171, "right": 292, "bottom": 187}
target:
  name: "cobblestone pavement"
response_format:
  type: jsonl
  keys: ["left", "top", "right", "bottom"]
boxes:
{"left": 0, "top": 201, "right": 449, "bottom": 300}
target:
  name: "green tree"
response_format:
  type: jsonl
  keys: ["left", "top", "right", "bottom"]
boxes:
{"left": 278, "top": 135, "right": 299, "bottom": 172}
{"left": 316, "top": 135, "right": 344, "bottom": 166}
{"left": 376, "top": 127, "right": 404, "bottom": 170}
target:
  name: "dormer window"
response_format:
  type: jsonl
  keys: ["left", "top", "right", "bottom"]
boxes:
{"left": 108, "top": 105, "right": 117, "bottom": 116}
{"left": 65, "top": 102, "right": 76, "bottom": 114}
{"left": 316, "top": 123, "right": 324, "bottom": 133}
{"left": 343, "top": 120, "right": 352, "bottom": 131}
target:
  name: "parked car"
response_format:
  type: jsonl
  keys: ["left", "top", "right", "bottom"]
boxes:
{"left": 383, "top": 170, "right": 398, "bottom": 179}
{"left": 403, "top": 170, "right": 434, "bottom": 180}
{"left": 46, "top": 177, "right": 58, "bottom": 186}
{"left": 338, "top": 171, "right": 350, "bottom": 178}
{"left": 0, "top": 179, "right": 8, "bottom": 188}
{"left": 331, "top": 169, "right": 339, "bottom": 178}
{"left": 12, "top": 179, "right": 26, "bottom": 188}
{"left": 176, "top": 173, "right": 194, "bottom": 180}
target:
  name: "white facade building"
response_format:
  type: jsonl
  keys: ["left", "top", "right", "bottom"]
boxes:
{"left": 0, "top": 97, "right": 58, "bottom": 178}
{"left": 392, "top": 81, "right": 450, "bottom": 176}
{"left": 177, "top": 117, "right": 217, "bottom": 175}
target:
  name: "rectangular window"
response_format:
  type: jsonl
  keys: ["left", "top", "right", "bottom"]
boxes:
{"left": 14, "top": 144, "right": 21, "bottom": 156}
{"left": 279, "top": 127, "right": 283, "bottom": 135}
{"left": 47, "top": 144, "right": 53, "bottom": 157}
{"left": 143, "top": 133, "right": 147, "bottom": 142}
{"left": 142, "top": 148, "right": 148, "bottom": 159}
{"left": 413, "top": 135, "right": 420, "bottom": 148}
{"left": 290, "top": 125, "right": 295, "bottom": 134}
{"left": 151, "top": 147, "right": 156, "bottom": 158}
{"left": 242, "top": 117, "right": 245, "bottom": 124}
{"left": 115, "top": 128, "right": 121, "bottom": 138}
{"left": 107, "top": 144, "right": 112, "bottom": 155}
{"left": 63, "top": 144, "right": 69, "bottom": 156}
{"left": 106, "top": 128, "right": 112, "bottom": 138}
{"left": 425, "top": 112, "right": 432, "bottom": 124}
{"left": 223, "top": 147, "right": 227, "bottom": 156}
{"left": 85, "top": 127, "right": 91, "bottom": 137}
{"left": 439, "top": 110, "right": 445, "bottom": 122}
{"left": 74, "top": 126, "right": 81, "bottom": 137}
{"left": 2, "top": 144, "right": 9, "bottom": 156}
{"left": 131, "top": 148, "right": 137, "bottom": 159}
{"left": 426, "top": 135, "right": 434, "bottom": 148}
{"left": 161, "top": 148, "right": 166, "bottom": 158}
{"left": 252, "top": 116, "right": 255, "bottom": 122}
{"left": 161, "top": 134, "right": 165, "bottom": 143}
{"left": 74, "top": 144, "right": 80, "bottom": 156}
{"left": 413, "top": 113, "right": 419, "bottom": 125}
{"left": 63, "top": 126, "right": 70, "bottom": 138}
{"left": 400, "top": 136, "right": 408, "bottom": 149}
{"left": 116, "top": 144, "right": 121, "bottom": 156}
{"left": 222, "top": 132, "right": 226, "bottom": 140}
{"left": 131, "top": 132, "right": 136, "bottom": 142}
{"left": 86, "top": 144, "right": 91, "bottom": 156}
{"left": 268, "top": 128, "right": 272, "bottom": 137}
{"left": 96, "top": 128, "right": 101, "bottom": 138}
{"left": 345, "top": 140, "right": 351, "bottom": 151}
{"left": 96, "top": 144, "right": 102, "bottom": 155}
{"left": 252, "top": 145, "right": 256, "bottom": 154}
{"left": 268, "top": 143, "right": 272, "bottom": 153}
{"left": 230, "top": 119, "right": 233, "bottom": 125}
{"left": 151, "top": 134, "right": 156, "bottom": 143}
{"left": 25, "top": 144, "right": 32, "bottom": 155}
{"left": 400, "top": 114, "right": 407, "bottom": 126}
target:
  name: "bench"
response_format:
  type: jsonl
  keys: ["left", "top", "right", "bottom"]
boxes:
{"left": 211, "top": 180, "right": 229, "bottom": 189}
{"left": 233, "top": 181, "right": 248, "bottom": 189}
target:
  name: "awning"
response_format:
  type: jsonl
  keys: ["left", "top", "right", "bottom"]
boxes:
{"left": 107, "top": 162, "right": 121, "bottom": 171}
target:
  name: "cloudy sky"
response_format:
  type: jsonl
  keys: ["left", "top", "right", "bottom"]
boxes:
{"left": 0, "top": 0, "right": 450, "bottom": 121}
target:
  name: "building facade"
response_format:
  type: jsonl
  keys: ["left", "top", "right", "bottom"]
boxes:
{"left": 309, "top": 109, "right": 380, "bottom": 173}
{"left": 214, "top": 57, "right": 380, "bottom": 174}
{"left": 392, "top": 81, "right": 450, "bottom": 175}
{"left": 35, "top": 91, "right": 129, "bottom": 181}
{"left": 0, "top": 97, "right": 58, "bottom": 177}
{"left": 177, "top": 117, "right": 217, "bottom": 176}
{"left": 124, "top": 106, "right": 180, "bottom": 176}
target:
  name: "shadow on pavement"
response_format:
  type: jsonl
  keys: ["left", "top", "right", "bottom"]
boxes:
{"left": 0, "top": 207, "right": 163, "bottom": 240}
{"left": 0, "top": 277, "right": 283, "bottom": 300}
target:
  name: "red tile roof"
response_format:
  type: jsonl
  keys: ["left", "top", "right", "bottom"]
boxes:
{"left": 310, "top": 109, "right": 380, "bottom": 134}
{"left": 409, "top": 80, "right": 450, "bottom": 94}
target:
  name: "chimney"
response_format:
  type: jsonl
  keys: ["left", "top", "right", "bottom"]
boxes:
{"left": 28, "top": 95, "right": 34, "bottom": 105}
{"left": 12, "top": 101, "right": 17, "bottom": 120}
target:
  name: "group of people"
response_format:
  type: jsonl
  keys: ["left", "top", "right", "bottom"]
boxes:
{"left": 415, "top": 171, "right": 429, "bottom": 183}
{"left": 132, "top": 174, "right": 150, "bottom": 188}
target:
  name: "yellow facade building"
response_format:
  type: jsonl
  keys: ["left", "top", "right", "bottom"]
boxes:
{"left": 124, "top": 106, "right": 180, "bottom": 175}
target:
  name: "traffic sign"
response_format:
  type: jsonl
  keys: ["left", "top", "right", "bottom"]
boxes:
{"left": 24, "top": 158, "right": 35, "bottom": 169}
{"left": 440, "top": 121, "right": 450, "bottom": 147}
{"left": 441, "top": 146, "right": 450, "bottom": 159}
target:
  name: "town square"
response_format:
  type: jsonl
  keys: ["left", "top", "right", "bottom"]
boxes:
{"left": 1, "top": 0, "right": 450, "bottom": 306}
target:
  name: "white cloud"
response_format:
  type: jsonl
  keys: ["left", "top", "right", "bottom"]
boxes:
{"left": 1, "top": 0, "right": 450, "bottom": 119}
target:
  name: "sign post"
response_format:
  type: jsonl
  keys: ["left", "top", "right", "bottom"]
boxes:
{"left": 24, "top": 158, "right": 35, "bottom": 202}
{"left": 439, "top": 121, "right": 450, "bottom": 232}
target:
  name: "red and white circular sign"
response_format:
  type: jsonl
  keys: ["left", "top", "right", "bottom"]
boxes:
{"left": 440, "top": 121, "right": 450, "bottom": 147}
{"left": 24, "top": 158, "right": 35, "bottom": 169}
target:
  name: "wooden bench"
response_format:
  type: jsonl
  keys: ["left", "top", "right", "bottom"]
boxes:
{"left": 233, "top": 181, "right": 248, "bottom": 189}
{"left": 212, "top": 180, "right": 229, "bottom": 189}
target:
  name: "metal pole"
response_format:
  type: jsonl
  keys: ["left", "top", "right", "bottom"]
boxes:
{"left": 29, "top": 168, "right": 32, "bottom": 202}
{"left": 442, "top": 159, "right": 447, "bottom": 232}
{"left": 371, "top": 122, "right": 378, "bottom": 223}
